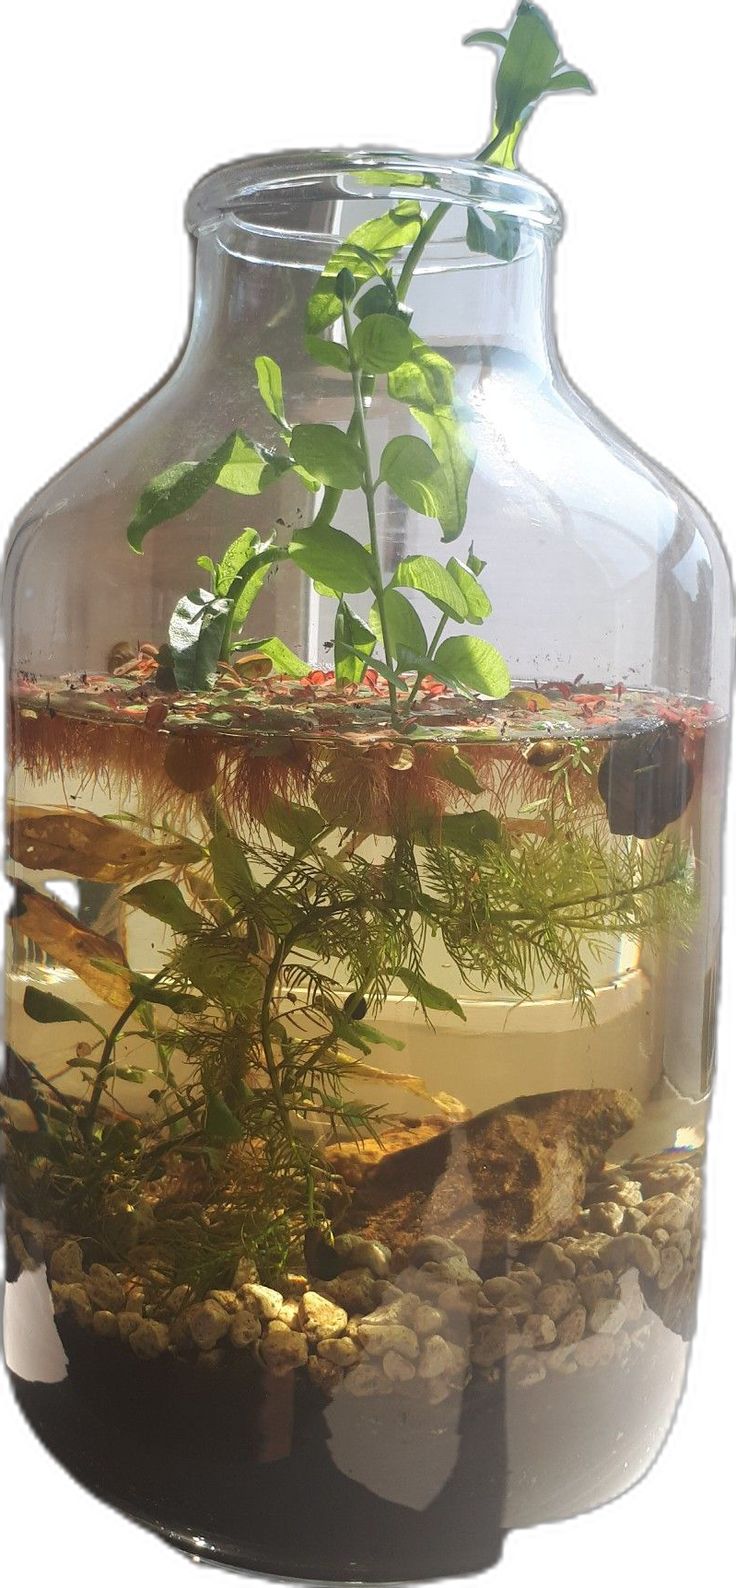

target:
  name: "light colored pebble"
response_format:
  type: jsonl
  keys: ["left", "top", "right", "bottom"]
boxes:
{"left": 259, "top": 1321, "right": 309, "bottom": 1375}
{"left": 624, "top": 1207, "right": 649, "bottom": 1233}
{"left": 413, "top": 1303, "right": 447, "bottom": 1336}
{"left": 406, "top": 1236, "right": 468, "bottom": 1266}
{"left": 546, "top": 1346, "right": 579, "bottom": 1375}
{"left": 92, "top": 1309, "right": 119, "bottom": 1339}
{"left": 577, "top": 1271, "right": 615, "bottom": 1310}
{"left": 187, "top": 1300, "right": 231, "bottom": 1350}
{"left": 85, "top": 1264, "right": 126, "bottom": 1313}
{"left": 537, "top": 1281, "right": 578, "bottom": 1322}
{"left": 533, "top": 1243, "right": 576, "bottom": 1282}
{"left": 521, "top": 1313, "right": 557, "bottom": 1349}
{"left": 669, "top": 1228, "right": 693, "bottom": 1259}
{"left": 164, "top": 1284, "right": 192, "bottom": 1316}
{"left": 241, "top": 1283, "right": 284, "bottom": 1321}
{"left": 129, "top": 1319, "right": 169, "bottom": 1359}
{"left": 277, "top": 1299, "right": 301, "bottom": 1330}
{"left": 119, "top": 1311, "right": 145, "bottom": 1340}
{"left": 383, "top": 1350, "right": 417, "bottom": 1382}
{"left": 417, "top": 1334, "right": 455, "bottom": 1379}
{"left": 282, "top": 1272, "right": 309, "bottom": 1298}
{"left": 601, "top": 1234, "right": 661, "bottom": 1278}
{"left": 67, "top": 1284, "right": 93, "bottom": 1326}
{"left": 471, "top": 1318, "right": 521, "bottom": 1368}
{"left": 508, "top": 1353, "right": 546, "bottom": 1387}
{"left": 49, "top": 1241, "right": 84, "bottom": 1284}
{"left": 420, "top": 1258, "right": 481, "bottom": 1286}
{"left": 332, "top": 1234, "right": 391, "bottom": 1278}
{"left": 556, "top": 1306, "right": 587, "bottom": 1346}
{"left": 657, "top": 1246, "right": 685, "bottom": 1291}
{"left": 358, "top": 1322, "right": 419, "bottom": 1360}
{"left": 124, "top": 1285, "right": 146, "bottom": 1314}
{"left": 317, "top": 1336, "right": 362, "bottom": 1367}
{"left": 640, "top": 1193, "right": 691, "bottom": 1234}
{"left": 321, "top": 1268, "right": 378, "bottom": 1315}
{"left": 589, "top": 1201, "right": 626, "bottom": 1236}
{"left": 230, "top": 1310, "right": 261, "bottom": 1348}
{"left": 509, "top": 1265, "right": 542, "bottom": 1294}
{"left": 588, "top": 1299, "right": 628, "bottom": 1336}
{"left": 651, "top": 1228, "right": 670, "bottom": 1248}
{"left": 298, "top": 1291, "right": 349, "bottom": 1342}
{"left": 482, "top": 1277, "right": 533, "bottom": 1314}
{"left": 206, "top": 1289, "right": 240, "bottom": 1314}
{"left": 361, "top": 1292, "right": 419, "bottom": 1328}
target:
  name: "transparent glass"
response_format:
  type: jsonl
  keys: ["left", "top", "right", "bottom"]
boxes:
{"left": 3, "top": 150, "right": 733, "bottom": 1581}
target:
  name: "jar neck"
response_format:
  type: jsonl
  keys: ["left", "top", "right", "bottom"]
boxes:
{"left": 180, "top": 222, "right": 559, "bottom": 382}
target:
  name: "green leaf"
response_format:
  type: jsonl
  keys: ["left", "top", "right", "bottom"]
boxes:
{"left": 396, "top": 967, "right": 467, "bottom": 1021}
{"left": 229, "top": 546, "right": 282, "bottom": 627}
{"left": 411, "top": 408, "right": 475, "bottom": 541}
{"left": 254, "top": 355, "right": 287, "bottom": 428}
{"left": 463, "top": 28, "right": 508, "bottom": 49}
{"left": 433, "top": 634, "right": 511, "bottom": 697}
{"left": 334, "top": 1013, "right": 405, "bottom": 1053}
{"left": 305, "top": 334, "right": 351, "bottom": 371}
{"left": 387, "top": 337, "right": 456, "bottom": 412}
{"left": 352, "top": 314, "right": 414, "bottom": 374}
{"left": 178, "top": 941, "right": 263, "bottom": 1014}
{"left": 445, "top": 557, "right": 492, "bottom": 624}
{"left": 433, "top": 750, "right": 484, "bottom": 795}
{"left": 263, "top": 796, "right": 326, "bottom": 850}
{"left": 122, "top": 880, "right": 201, "bottom": 933}
{"left": 494, "top": 2, "right": 560, "bottom": 136}
{"left": 354, "top": 282, "right": 398, "bottom": 320}
{"left": 209, "top": 829, "right": 255, "bottom": 908}
{"left": 168, "top": 589, "right": 230, "bottom": 690}
{"left": 290, "top": 424, "right": 364, "bottom": 490}
{"left": 127, "top": 434, "right": 238, "bottom": 553}
{"left": 436, "top": 809, "right": 504, "bottom": 856}
{"left": 341, "top": 649, "right": 405, "bottom": 689}
{"left": 288, "top": 525, "right": 375, "bottom": 595}
{"left": 205, "top": 1094, "right": 245, "bottom": 1144}
{"left": 306, "top": 201, "right": 424, "bottom": 332}
{"left": 334, "top": 600, "right": 376, "bottom": 683}
{"left": 466, "top": 207, "right": 521, "bottom": 261}
{"left": 251, "top": 636, "right": 310, "bottom": 678}
{"left": 380, "top": 436, "right": 443, "bottom": 518}
{"left": 546, "top": 66, "right": 594, "bottom": 94}
{"left": 23, "top": 985, "right": 101, "bottom": 1030}
{"left": 214, "top": 529, "right": 259, "bottom": 596}
{"left": 197, "top": 555, "right": 217, "bottom": 585}
{"left": 392, "top": 555, "right": 468, "bottom": 621}
{"left": 466, "top": 542, "right": 487, "bottom": 576}
{"left": 216, "top": 434, "right": 290, "bottom": 495}
{"left": 369, "top": 588, "right": 427, "bottom": 664}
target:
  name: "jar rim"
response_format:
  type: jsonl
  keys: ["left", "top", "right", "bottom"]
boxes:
{"left": 185, "top": 147, "right": 563, "bottom": 247}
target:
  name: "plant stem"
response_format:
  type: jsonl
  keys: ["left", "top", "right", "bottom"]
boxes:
{"left": 82, "top": 970, "right": 167, "bottom": 1138}
{"left": 403, "top": 612, "right": 450, "bottom": 715}
{"left": 342, "top": 302, "right": 400, "bottom": 726}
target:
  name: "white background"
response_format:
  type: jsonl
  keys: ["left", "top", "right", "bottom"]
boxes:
{"left": 1, "top": 1, "right": 734, "bottom": 1585}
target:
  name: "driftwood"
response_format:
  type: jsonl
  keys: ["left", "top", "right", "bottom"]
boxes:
{"left": 343, "top": 1088, "right": 640, "bottom": 1263}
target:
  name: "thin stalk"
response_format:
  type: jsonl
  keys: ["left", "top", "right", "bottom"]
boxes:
{"left": 403, "top": 612, "right": 450, "bottom": 715}
{"left": 342, "top": 302, "right": 400, "bottom": 725}
{"left": 82, "top": 970, "right": 167, "bottom": 1138}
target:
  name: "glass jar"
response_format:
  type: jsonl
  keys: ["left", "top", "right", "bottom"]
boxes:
{"left": 4, "top": 150, "right": 733, "bottom": 1581}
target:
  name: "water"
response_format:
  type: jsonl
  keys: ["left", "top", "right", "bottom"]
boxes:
{"left": 3, "top": 671, "right": 727, "bottom": 1576}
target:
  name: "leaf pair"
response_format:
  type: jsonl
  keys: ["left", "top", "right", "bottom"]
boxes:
{"left": 466, "top": 2, "right": 593, "bottom": 170}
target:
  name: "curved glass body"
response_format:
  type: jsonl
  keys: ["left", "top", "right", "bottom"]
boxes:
{"left": 3, "top": 151, "right": 733, "bottom": 1581}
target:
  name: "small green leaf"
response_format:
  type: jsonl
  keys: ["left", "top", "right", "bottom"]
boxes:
{"left": 369, "top": 588, "right": 427, "bottom": 663}
{"left": 216, "top": 434, "right": 290, "bottom": 495}
{"left": 352, "top": 314, "right": 414, "bottom": 374}
{"left": 433, "top": 750, "right": 484, "bottom": 795}
{"left": 354, "top": 282, "right": 398, "bottom": 320}
{"left": 397, "top": 967, "right": 467, "bottom": 1021}
{"left": 463, "top": 28, "right": 508, "bottom": 49}
{"left": 290, "top": 424, "right": 364, "bottom": 490}
{"left": 494, "top": 2, "right": 560, "bottom": 136}
{"left": 122, "top": 880, "right": 202, "bottom": 933}
{"left": 392, "top": 555, "right": 468, "bottom": 621}
{"left": 436, "top": 809, "right": 504, "bottom": 855}
{"left": 334, "top": 601, "right": 377, "bottom": 683}
{"left": 254, "top": 355, "right": 287, "bottom": 428}
{"left": 411, "top": 409, "right": 475, "bottom": 541}
{"left": 387, "top": 337, "right": 456, "bottom": 412}
{"left": 229, "top": 546, "right": 282, "bottom": 627}
{"left": 205, "top": 1094, "right": 245, "bottom": 1144}
{"left": 127, "top": 434, "right": 238, "bottom": 553}
{"left": 23, "top": 985, "right": 101, "bottom": 1030}
{"left": 252, "top": 636, "right": 310, "bottom": 678}
{"left": 546, "top": 66, "right": 594, "bottom": 94}
{"left": 466, "top": 208, "right": 521, "bottom": 261}
{"left": 433, "top": 634, "right": 511, "bottom": 697}
{"left": 380, "top": 436, "right": 443, "bottom": 518}
{"left": 288, "top": 525, "right": 376, "bottom": 595}
{"left": 263, "top": 796, "right": 326, "bottom": 850}
{"left": 466, "top": 542, "right": 487, "bottom": 576}
{"left": 178, "top": 941, "right": 263, "bottom": 1013}
{"left": 306, "top": 201, "right": 424, "bottom": 332}
{"left": 197, "top": 555, "right": 217, "bottom": 585}
{"left": 215, "top": 529, "right": 259, "bottom": 595}
{"left": 168, "top": 590, "right": 230, "bottom": 690}
{"left": 334, "top": 1014, "right": 405, "bottom": 1052}
{"left": 209, "top": 829, "right": 255, "bottom": 908}
{"left": 305, "top": 334, "right": 351, "bottom": 371}
{"left": 446, "top": 557, "right": 492, "bottom": 624}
